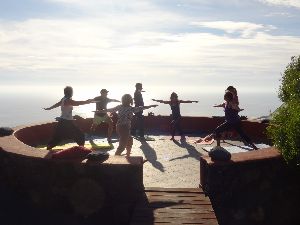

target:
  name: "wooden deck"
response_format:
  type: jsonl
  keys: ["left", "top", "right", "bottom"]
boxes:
{"left": 130, "top": 187, "right": 218, "bottom": 225}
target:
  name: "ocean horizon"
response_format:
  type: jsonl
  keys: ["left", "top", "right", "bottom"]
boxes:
{"left": 0, "top": 85, "right": 281, "bottom": 128}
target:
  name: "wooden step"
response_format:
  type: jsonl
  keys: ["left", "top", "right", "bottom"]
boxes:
{"left": 130, "top": 187, "right": 219, "bottom": 225}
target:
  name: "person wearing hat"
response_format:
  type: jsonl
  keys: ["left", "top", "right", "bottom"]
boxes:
{"left": 133, "top": 83, "right": 145, "bottom": 139}
{"left": 90, "top": 89, "right": 120, "bottom": 142}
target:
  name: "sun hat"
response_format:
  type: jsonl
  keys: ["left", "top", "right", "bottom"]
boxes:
{"left": 100, "top": 89, "right": 109, "bottom": 93}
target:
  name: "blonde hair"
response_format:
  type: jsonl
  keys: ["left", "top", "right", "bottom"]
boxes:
{"left": 121, "top": 94, "right": 133, "bottom": 106}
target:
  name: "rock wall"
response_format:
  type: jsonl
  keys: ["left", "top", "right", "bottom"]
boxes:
{"left": 200, "top": 148, "right": 300, "bottom": 225}
{"left": 0, "top": 150, "right": 144, "bottom": 225}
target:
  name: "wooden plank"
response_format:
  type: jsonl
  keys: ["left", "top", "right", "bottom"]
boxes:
{"left": 145, "top": 195, "right": 210, "bottom": 201}
{"left": 146, "top": 192, "right": 208, "bottom": 197}
{"left": 133, "top": 213, "right": 216, "bottom": 220}
{"left": 133, "top": 208, "right": 215, "bottom": 214}
{"left": 145, "top": 187, "right": 204, "bottom": 193}
{"left": 132, "top": 217, "right": 218, "bottom": 225}
{"left": 135, "top": 203, "right": 214, "bottom": 210}
{"left": 146, "top": 193, "right": 207, "bottom": 198}
{"left": 131, "top": 222, "right": 217, "bottom": 225}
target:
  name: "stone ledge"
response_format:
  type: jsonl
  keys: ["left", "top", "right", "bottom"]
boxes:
{"left": 202, "top": 147, "right": 281, "bottom": 165}
{"left": 200, "top": 147, "right": 300, "bottom": 225}
{"left": 0, "top": 123, "right": 144, "bottom": 225}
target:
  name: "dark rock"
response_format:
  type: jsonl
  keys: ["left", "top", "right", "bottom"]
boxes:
{"left": 86, "top": 152, "right": 109, "bottom": 163}
{"left": 0, "top": 127, "right": 14, "bottom": 137}
{"left": 209, "top": 146, "right": 231, "bottom": 161}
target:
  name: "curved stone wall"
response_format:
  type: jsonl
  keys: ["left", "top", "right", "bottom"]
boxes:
{"left": 0, "top": 116, "right": 272, "bottom": 224}
{"left": 200, "top": 148, "right": 300, "bottom": 225}
{"left": 0, "top": 121, "right": 144, "bottom": 225}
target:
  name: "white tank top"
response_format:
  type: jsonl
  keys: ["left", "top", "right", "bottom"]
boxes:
{"left": 60, "top": 97, "right": 73, "bottom": 120}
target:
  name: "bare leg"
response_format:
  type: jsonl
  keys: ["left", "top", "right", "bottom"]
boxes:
{"left": 126, "top": 136, "right": 133, "bottom": 156}
{"left": 115, "top": 124, "right": 130, "bottom": 155}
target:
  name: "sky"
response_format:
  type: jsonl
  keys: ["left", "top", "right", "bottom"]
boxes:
{"left": 0, "top": 0, "right": 300, "bottom": 97}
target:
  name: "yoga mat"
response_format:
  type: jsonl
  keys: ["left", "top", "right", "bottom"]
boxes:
{"left": 37, "top": 139, "right": 114, "bottom": 151}
{"left": 202, "top": 143, "right": 270, "bottom": 153}
{"left": 187, "top": 137, "right": 215, "bottom": 145}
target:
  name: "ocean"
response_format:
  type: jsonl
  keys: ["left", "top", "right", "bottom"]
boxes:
{"left": 0, "top": 86, "right": 281, "bottom": 128}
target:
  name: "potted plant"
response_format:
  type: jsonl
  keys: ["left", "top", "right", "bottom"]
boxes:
{"left": 267, "top": 55, "right": 300, "bottom": 167}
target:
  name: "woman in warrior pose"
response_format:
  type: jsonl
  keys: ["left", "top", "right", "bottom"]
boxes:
{"left": 44, "top": 86, "right": 92, "bottom": 150}
{"left": 152, "top": 92, "right": 198, "bottom": 140}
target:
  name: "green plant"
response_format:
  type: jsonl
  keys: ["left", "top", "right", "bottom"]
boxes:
{"left": 267, "top": 56, "right": 300, "bottom": 167}
{"left": 278, "top": 56, "right": 300, "bottom": 102}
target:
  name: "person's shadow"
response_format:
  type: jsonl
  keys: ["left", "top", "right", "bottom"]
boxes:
{"left": 139, "top": 140, "right": 164, "bottom": 172}
{"left": 170, "top": 138, "right": 203, "bottom": 162}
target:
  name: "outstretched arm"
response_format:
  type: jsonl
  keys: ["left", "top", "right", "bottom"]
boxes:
{"left": 94, "top": 105, "right": 119, "bottom": 113}
{"left": 110, "top": 99, "right": 121, "bottom": 103}
{"left": 134, "top": 104, "right": 158, "bottom": 113}
{"left": 179, "top": 100, "right": 198, "bottom": 103}
{"left": 143, "top": 104, "right": 158, "bottom": 110}
{"left": 69, "top": 99, "right": 93, "bottom": 106}
{"left": 152, "top": 99, "right": 170, "bottom": 104}
{"left": 43, "top": 101, "right": 61, "bottom": 110}
{"left": 213, "top": 102, "right": 225, "bottom": 108}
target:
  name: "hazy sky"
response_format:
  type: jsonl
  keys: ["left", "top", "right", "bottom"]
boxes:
{"left": 1, "top": 0, "right": 300, "bottom": 94}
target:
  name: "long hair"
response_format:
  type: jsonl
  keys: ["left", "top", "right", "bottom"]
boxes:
{"left": 224, "top": 91, "right": 234, "bottom": 101}
{"left": 226, "top": 86, "right": 237, "bottom": 95}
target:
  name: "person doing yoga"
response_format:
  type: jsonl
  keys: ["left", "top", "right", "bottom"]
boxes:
{"left": 201, "top": 91, "right": 258, "bottom": 150}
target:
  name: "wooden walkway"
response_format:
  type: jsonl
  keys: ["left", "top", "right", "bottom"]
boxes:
{"left": 130, "top": 187, "right": 218, "bottom": 225}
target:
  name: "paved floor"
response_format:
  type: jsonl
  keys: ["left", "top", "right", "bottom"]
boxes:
{"left": 105, "top": 134, "right": 246, "bottom": 188}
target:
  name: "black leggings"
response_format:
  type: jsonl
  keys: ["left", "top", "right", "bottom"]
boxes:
{"left": 214, "top": 121, "right": 254, "bottom": 145}
{"left": 171, "top": 117, "right": 183, "bottom": 137}
{"left": 47, "top": 119, "right": 85, "bottom": 149}
{"left": 135, "top": 112, "right": 144, "bottom": 137}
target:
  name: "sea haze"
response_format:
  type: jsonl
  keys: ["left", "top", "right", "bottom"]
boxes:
{"left": 0, "top": 87, "right": 281, "bottom": 127}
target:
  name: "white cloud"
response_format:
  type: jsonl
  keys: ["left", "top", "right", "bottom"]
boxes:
{"left": 0, "top": 1, "right": 299, "bottom": 92}
{"left": 259, "top": 0, "right": 300, "bottom": 8}
{"left": 191, "top": 20, "right": 276, "bottom": 38}
{"left": 46, "top": 0, "right": 157, "bottom": 13}
{"left": 264, "top": 11, "right": 295, "bottom": 17}
{"left": 0, "top": 16, "right": 299, "bottom": 92}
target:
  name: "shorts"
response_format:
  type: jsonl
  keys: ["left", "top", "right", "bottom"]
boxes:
{"left": 93, "top": 114, "right": 110, "bottom": 125}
